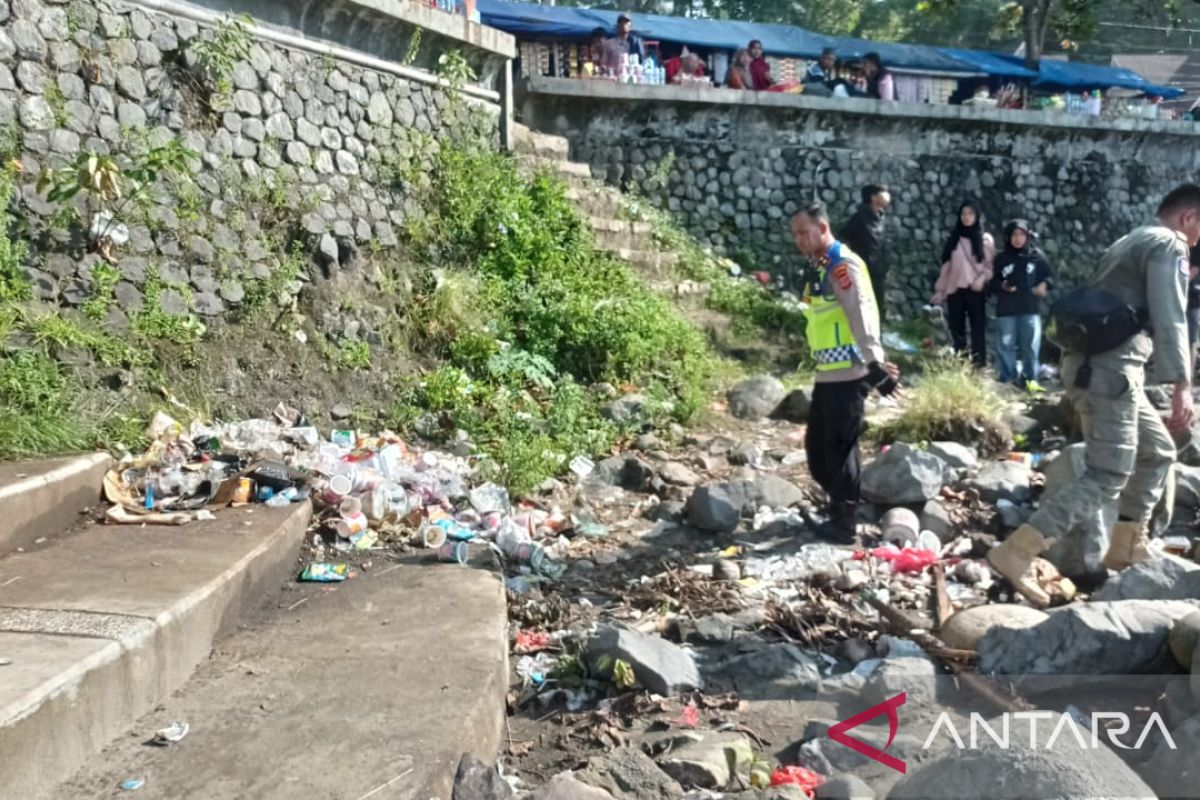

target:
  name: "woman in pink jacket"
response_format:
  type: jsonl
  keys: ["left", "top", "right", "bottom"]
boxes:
{"left": 931, "top": 201, "right": 995, "bottom": 367}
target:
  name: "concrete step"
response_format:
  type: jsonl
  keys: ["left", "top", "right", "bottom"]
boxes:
{"left": 0, "top": 453, "right": 112, "bottom": 558}
{"left": 566, "top": 186, "right": 627, "bottom": 218}
{"left": 516, "top": 154, "right": 592, "bottom": 182}
{"left": 48, "top": 560, "right": 508, "bottom": 800}
{"left": 607, "top": 248, "right": 680, "bottom": 275}
{"left": 0, "top": 502, "right": 311, "bottom": 800}
{"left": 512, "top": 122, "right": 570, "bottom": 160}
{"left": 594, "top": 229, "right": 659, "bottom": 253}
{"left": 588, "top": 216, "right": 653, "bottom": 237}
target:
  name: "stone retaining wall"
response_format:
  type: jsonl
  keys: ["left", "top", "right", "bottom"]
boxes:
{"left": 1, "top": 0, "right": 508, "bottom": 333}
{"left": 521, "top": 77, "right": 1200, "bottom": 317}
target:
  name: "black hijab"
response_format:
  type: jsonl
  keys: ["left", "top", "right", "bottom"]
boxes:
{"left": 941, "top": 201, "right": 985, "bottom": 264}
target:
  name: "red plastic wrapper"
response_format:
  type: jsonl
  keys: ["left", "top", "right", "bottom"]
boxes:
{"left": 854, "top": 545, "right": 939, "bottom": 574}
{"left": 514, "top": 630, "right": 552, "bottom": 653}
{"left": 770, "top": 765, "right": 824, "bottom": 795}
{"left": 672, "top": 704, "right": 699, "bottom": 729}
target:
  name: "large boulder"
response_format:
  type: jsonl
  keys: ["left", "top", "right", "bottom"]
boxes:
{"left": 707, "top": 643, "right": 822, "bottom": 698}
{"left": 940, "top": 604, "right": 1048, "bottom": 651}
{"left": 1093, "top": 554, "right": 1200, "bottom": 602}
{"left": 861, "top": 444, "right": 948, "bottom": 505}
{"left": 727, "top": 375, "right": 786, "bottom": 420}
{"left": 1141, "top": 711, "right": 1200, "bottom": 798}
{"left": 686, "top": 483, "right": 746, "bottom": 533}
{"left": 927, "top": 441, "right": 979, "bottom": 473}
{"left": 741, "top": 474, "right": 806, "bottom": 510}
{"left": 886, "top": 713, "right": 1157, "bottom": 799}
{"left": 979, "top": 600, "right": 1200, "bottom": 678}
{"left": 588, "top": 626, "right": 702, "bottom": 696}
{"left": 966, "top": 460, "right": 1032, "bottom": 504}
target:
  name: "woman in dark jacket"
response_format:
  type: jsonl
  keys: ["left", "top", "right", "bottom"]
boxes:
{"left": 990, "top": 219, "right": 1052, "bottom": 391}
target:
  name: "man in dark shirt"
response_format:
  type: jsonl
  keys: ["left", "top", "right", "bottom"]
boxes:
{"left": 838, "top": 184, "right": 891, "bottom": 319}
{"left": 615, "top": 14, "right": 644, "bottom": 60}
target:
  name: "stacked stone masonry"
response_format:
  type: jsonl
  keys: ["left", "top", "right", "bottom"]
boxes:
{"left": 0, "top": 0, "right": 499, "bottom": 329}
{"left": 521, "top": 82, "right": 1200, "bottom": 317}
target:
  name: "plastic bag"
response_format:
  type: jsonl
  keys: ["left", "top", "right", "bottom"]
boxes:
{"left": 770, "top": 765, "right": 824, "bottom": 794}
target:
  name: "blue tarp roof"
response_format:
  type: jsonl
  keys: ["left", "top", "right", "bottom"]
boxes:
{"left": 479, "top": 0, "right": 1180, "bottom": 96}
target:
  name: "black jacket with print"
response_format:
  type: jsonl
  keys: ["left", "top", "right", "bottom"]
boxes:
{"left": 990, "top": 246, "right": 1052, "bottom": 317}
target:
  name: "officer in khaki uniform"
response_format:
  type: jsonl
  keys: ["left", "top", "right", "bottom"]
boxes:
{"left": 790, "top": 202, "right": 900, "bottom": 543}
{"left": 990, "top": 185, "right": 1200, "bottom": 607}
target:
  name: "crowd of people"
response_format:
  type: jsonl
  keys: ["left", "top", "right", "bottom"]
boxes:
{"left": 589, "top": 14, "right": 896, "bottom": 97}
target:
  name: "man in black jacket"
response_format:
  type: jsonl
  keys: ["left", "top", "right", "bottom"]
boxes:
{"left": 839, "top": 184, "right": 891, "bottom": 319}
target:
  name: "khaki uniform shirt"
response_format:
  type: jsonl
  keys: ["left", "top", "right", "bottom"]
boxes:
{"left": 1092, "top": 225, "right": 1191, "bottom": 384}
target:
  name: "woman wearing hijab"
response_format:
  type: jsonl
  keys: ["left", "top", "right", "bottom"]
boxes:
{"left": 990, "top": 219, "right": 1052, "bottom": 392}
{"left": 932, "top": 200, "right": 995, "bottom": 367}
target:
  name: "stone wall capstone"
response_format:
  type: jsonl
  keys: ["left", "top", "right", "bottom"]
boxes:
{"left": 521, "top": 79, "right": 1200, "bottom": 319}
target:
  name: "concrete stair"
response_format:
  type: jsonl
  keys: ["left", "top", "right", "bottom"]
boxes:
{"left": 0, "top": 455, "right": 312, "bottom": 800}
{"left": 513, "top": 123, "right": 666, "bottom": 271}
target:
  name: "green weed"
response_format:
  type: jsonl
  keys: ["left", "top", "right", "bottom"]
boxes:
{"left": 82, "top": 261, "right": 120, "bottom": 321}
{"left": 877, "top": 354, "right": 1011, "bottom": 449}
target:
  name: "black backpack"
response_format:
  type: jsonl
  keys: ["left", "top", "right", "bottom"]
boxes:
{"left": 1047, "top": 288, "right": 1147, "bottom": 356}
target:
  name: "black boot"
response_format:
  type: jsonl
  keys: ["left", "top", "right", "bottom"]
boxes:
{"left": 801, "top": 503, "right": 858, "bottom": 545}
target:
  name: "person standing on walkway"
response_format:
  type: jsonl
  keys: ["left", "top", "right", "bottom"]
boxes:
{"left": 748, "top": 39, "right": 773, "bottom": 90}
{"left": 987, "top": 185, "right": 1200, "bottom": 607}
{"left": 991, "top": 219, "right": 1052, "bottom": 392}
{"left": 791, "top": 202, "right": 900, "bottom": 543}
{"left": 932, "top": 200, "right": 995, "bottom": 367}
{"left": 839, "top": 184, "right": 892, "bottom": 321}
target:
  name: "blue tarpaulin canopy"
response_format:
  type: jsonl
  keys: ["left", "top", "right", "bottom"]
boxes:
{"left": 479, "top": 0, "right": 1180, "bottom": 96}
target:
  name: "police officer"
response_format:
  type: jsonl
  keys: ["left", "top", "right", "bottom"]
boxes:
{"left": 988, "top": 185, "right": 1200, "bottom": 607}
{"left": 791, "top": 202, "right": 901, "bottom": 543}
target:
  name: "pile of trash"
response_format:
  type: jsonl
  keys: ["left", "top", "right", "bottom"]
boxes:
{"left": 100, "top": 404, "right": 574, "bottom": 582}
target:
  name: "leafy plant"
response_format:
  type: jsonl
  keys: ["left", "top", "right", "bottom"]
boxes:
{"left": 189, "top": 13, "right": 253, "bottom": 105}
{"left": 36, "top": 140, "right": 198, "bottom": 259}
{"left": 403, "top": 28, "right": 423, "bottom": 65}
{"left": 43, "top": 82, "right": 69, "bottom": 128}
{"left": 82, "top": 261, "right": 120, "bottom": 321}
{"left": 437, "top": 49, "right": 477, "bottom": 90}
{"left": 0, "top": 166, "right": 30, "bottom": 304}
{"left": 336, "top": 338, "right": 371, "bottom": 370}
{"left": 877, "top": 353, "right": 1011, "bottom": 450}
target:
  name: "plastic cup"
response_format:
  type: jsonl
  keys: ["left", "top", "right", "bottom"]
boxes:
{"left": 334, "top": 511, "right": 368, "bottom": 538}
{"left": 437, "top": 541, "right": 470, "bottom": 565}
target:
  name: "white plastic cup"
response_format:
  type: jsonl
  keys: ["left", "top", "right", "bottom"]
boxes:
{"left": 334, "top": 511, "right": 368, "bottom": 538}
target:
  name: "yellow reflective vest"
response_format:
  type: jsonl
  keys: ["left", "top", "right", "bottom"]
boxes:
{"left": 803, "top": 242, "right": 874, "bottom": 372}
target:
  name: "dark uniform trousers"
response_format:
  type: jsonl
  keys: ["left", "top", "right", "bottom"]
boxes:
{"left": 805, "top": 377, "right": 870, "bottom": 507}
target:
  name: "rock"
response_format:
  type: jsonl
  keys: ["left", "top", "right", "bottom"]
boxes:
{"left": 1177, "top": 464, "right": 1200, "bottom": 510}
{"left": 773, "top": 388, "right": 812, "bottom": 423}
{"left": 979, "top": 599, "right": 1200, "bottom": 677}
{"left": 659, "top": 462, "right": 700, "bottom": 487}
{"left": 995, "top": 500, "right": 1031, "bottom": 529}
{"left": 191, "top": 291, "right": 224, "bottom": 316}
{"left": 1171, "top": 611, "right": 1200, "bottom": 668}
{"left": 743, "top": 474, "right": 806, "bottom": 510}
{"left": 531, "top": 774, "right": 614, "bottom": 800}
{"left": 887, "top": 712, "right": 1156, "bottom": 799}
{"left": 577, "top": 747, "right": 683, "bottom": 800}
{"left": 1092, "top": 555, "right": 1200, "bottom": 601}
{"left": 728, "top": 441, "right": 762, "bottom": 466}
{"left": 834, "top": 638, "right": 877, "bottom": 665}
{"left": 1144, "top": 711, "right": 1200, "bottom": 798}
{"left": 861, "top": 444, "right": 947, "bottom": 505}
{"left": 727, "top": 375, "right": 786, "bottom": 420}
{"left": 691, "top": 613, "right": 736, "bottom": 644}
{"left": 816, "top": 774, "right": 874, "bottom": 800}
{"left": 864, "top": 652, "right": 939, "bottom": 710}
{"left": 713, "top": 559, "right": 741, "bottom": 581}
{"left": 330, "top": 403, "right": 352, "bottom": 422}
{"left": 593, "top": 456, "right": 653, "bottom": 492}
{"left": 1039, "top": 443, "right": 1113, "bottom": 579}
{"left": 656, "top": 733, "right": 752, "bottom": 790}
{"left": 927, "top": 441, "right": 979, "bottom": 472}
{"left": 940, "top": 605, "right": 1048, "bottom": 651}
{"left": 764, "top": 788, "right": 812, "bottom": 800}
{"left": 587, "top": 626, "right": 702, "bottom": 696}
{"left": 685, "top": 483, "right": 745, "bottom": 533}
{"left": 920, "top": 500, "right": 955, "bottom": 543}
{"left": 708, "top": 644, "right": 822, "bottom": 694}
{"left": 966, "top": 460, "right": 1032, "bottom": 504}
{"left": 601, "top": 393, "right": 648, "bottom": 424}
{"left": 634, "top": 432, "right": 659, "bottom": 450}
{"left": 452, "top": 755, "right": 513, "bottom": 800}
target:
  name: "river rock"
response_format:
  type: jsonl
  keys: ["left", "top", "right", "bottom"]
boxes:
{"left": 1132, "top": 711, "right": 1200, "bottom": 799}
{"left": 1172, "top": 611, "right": 1200, "bottom": 668}
{"left": 531, "top": 774, "right": 615, "bottom": 800}
{"left": 452, "top": 756, "right": 514, "bottom": 800}
{"left": 587, "top": 625, "right": 702, "bottom": 696}
{"left": 686, "top": 483, "right": 745, "bottom": 533}
{"left": 659, "top": 461, "right": 701, "bottom": 487}
{"left": 920, "top": 500, "right": 956, "bottom": 543}
{"left": 577, "top": 747, "right": 684, "bottom": 800}
{"left": 940, "top": 604, "right": 1048, "bottom": 651}
{"left": 887, "top": 712, "right": 1157, "bottom": 799}
{"left": 1092, "top": 555, "right": 1200, "bottom": 602}
{"left": 727, "top": 375, "right": 785, "bottom": 419}
{"left": 773, "top": 388, "right": 812, "bottom": 423}
{"left": 979, "top": 600, "right": 1200, "bottom": 678}
{"left": 966, "top": 460, "right": 1032, "bottom": 504}
{"left": 861, "top": 443, "right": 947, "bottom": 505}
{"left": 927, "top": 441, "right": 978, "bottom": 472}
{"left": 1038, "top": 444, "right": 1113, "bottom": 580}
{"left": 657, "top": 733, "right": 753, "bottom": 789}
{"left": 816, "top": 775, "right": 874, "bottom": 800}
